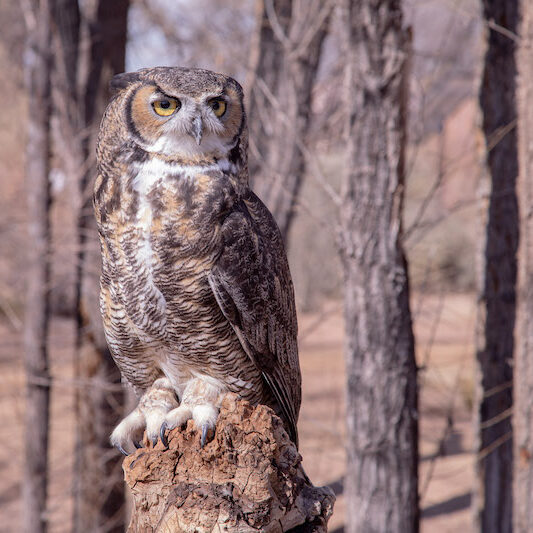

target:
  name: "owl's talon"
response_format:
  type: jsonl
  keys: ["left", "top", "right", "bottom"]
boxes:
{"left": 117, "top": 444, "right": 130, "bottom": 456}
{"left": 160, "top": 422, "right": 169, "bottom": 448}
{"left": 201, "top": 424, "right": 214, "bottom": 448}
{"left": 110, "top": 378, "right": 179, "bottom": 455}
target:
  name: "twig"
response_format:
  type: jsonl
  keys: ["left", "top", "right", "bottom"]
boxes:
{"left": 483, "top": 380, "right": 512, "bottom": 398}
{"left": 480, "top": 407, "right": 513, "bottom": 430}
{"left": 255, "top": 76, "right": 342, "bottom": 205}
{"left": 404, "top": 124, "right": 446, "bottom": 241}
{"left": 289, "top": 0, "right": 333, "bottom": 61}
{"left": 478, "top": 432, "right": 512, "bottom": 461}
{"left": 420, "top": 413, "right": 454, "bottom": 499}
{"left": 264, "top": 0, "right": 292, "bottom": 50}
{"left": 0, "top": 298, "right": 23, "bottom": 331}
{"left": 26, "top": 374, "right": 124, "bottom": 392}
{"left": 440, "top": 0, "right": 520, "bottom": 43}
{"left": 298, "top": 303, "right": 342, "bottom": 342}
{"left": 487, "top": 119, "right": 517, "bottom": 152}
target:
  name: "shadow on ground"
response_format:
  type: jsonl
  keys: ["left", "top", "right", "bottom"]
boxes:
{"left": 325, "top": 484, "right": 470, "bottom": 532}
{"left": 422, "top": 491, "right": 471, "bottom": 518}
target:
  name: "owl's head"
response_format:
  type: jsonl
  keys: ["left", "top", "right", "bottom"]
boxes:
{"left": 110, "top": 67, "right": 246, "bottom": 160}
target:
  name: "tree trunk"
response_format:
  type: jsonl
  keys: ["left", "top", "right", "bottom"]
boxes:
{"left": 338, "top": 1, "right": 419, "bottom": 532}
{"left": 247, "top": 0, "right": 330, "bottom": 242}
{"left": 52, "top": 1, "right": 130, "bottom": 530}
{"left": 124, "top": 394, "right": 335, "bottom": 532}
{"left": 474, "top": 3, "right": 518, "bottom": 532}
{"left": 514, "top": 2, "right": 533, "bottom": 530}
{"left": 74, "top": 4, "right": 129, "bottom": 530}
{"left": 23, "top": 1, "right": 53, "bottom": 531}
{"left": 247, "top": 0, "right": 292, "bottom": 181}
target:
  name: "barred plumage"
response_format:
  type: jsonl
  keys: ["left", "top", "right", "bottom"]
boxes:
{"left": 94, "top": 67, "right": 301, "bottom": 453}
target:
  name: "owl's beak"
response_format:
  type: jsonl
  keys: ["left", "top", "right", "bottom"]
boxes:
{"left": 190, "top": 116, "right": 203, "bottom": 145}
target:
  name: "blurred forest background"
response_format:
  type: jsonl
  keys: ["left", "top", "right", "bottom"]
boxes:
{"left": 1, "top": 0, "right": 531, "bottom": 531}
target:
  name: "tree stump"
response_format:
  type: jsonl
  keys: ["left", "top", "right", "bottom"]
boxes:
{"left": 123, "top": 393, "right": 335, "bottom": 532}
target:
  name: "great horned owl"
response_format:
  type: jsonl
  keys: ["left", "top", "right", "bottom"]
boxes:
{"left": 94, "top": 67, "right": 301, "bottom": 454}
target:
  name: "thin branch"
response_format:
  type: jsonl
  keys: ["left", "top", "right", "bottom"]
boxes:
{"left": 0, "top": 297, "right": 23, "bottom": 331}
{"left": 479, "top": 407, "right": 513, "bottom": 430}
{"left": 264, "top": 0, "right": 292, "bottom": 50}
{"left": 486, "top": 18, "right": 520, "bottom": 43}
{"left": 478, "top": 432, "right": 512, "bottom": 461}
{"left": 404, "top": 124, "right": 446, "bottom": 241}
{"left": 483, "top": 380, "right": 513, "bottom": 399}
{"left": 26, "top": 374, "right": 125, "bottom": 392}
{"left": 298, "top": 303, "right": 342, "bottom": 342}
{"left": 255, "top": 76, "right": 342, "bottom": 205}
{"left": 289, "top": 0, "right": 333, "bottom": 61}
{"left": 440, "top": 0, "right": 520, "bottom": 43}
{"left": 487, "top": 119, "right": 517, "bottom": 153}
{"left": 420, "top": 413, "right": 454, "bottom": 499}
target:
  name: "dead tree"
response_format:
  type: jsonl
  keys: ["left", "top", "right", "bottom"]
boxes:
{"left": 515, "top": 1, "right": 533, "bottom": 530}
{"left": 123, "top": 394, "right": 334, "bottom": 532}
{"left": 51, "top": 0, "right": 130, "bottom": 530}
{"left": 337, "top": 0, "right": 419, "bottom": 531}
{"left": 247, "top": 0, "right": 331, "bottom": 243}
{"left": 474, "top": 3, "right": 518, "bottom": 532}
{"left": 23, "top": 1, "right": 53, "bottom": 531}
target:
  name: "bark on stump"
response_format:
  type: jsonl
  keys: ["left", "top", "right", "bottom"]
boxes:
{"left": 123, "top": 394, "right": 335, "bottom": 532}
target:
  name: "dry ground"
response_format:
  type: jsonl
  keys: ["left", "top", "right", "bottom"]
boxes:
{"left": 0, "top": 292, "right": 476, "bottom": 532}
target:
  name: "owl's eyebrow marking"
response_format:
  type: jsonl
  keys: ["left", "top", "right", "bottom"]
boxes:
{"left": 150, "top": 86, "right": 179, "bottom": 101}
{"left": 201, "top": 92, "right": 227, "bottom": 101}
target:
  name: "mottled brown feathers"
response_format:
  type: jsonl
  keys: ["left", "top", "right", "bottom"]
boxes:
{"left": 94, "top": 67, "right": 301, "bottom": 448}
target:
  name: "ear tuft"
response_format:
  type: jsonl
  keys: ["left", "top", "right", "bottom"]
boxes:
{"left": 110, "top": 71, "right": 142, "bottom": 92}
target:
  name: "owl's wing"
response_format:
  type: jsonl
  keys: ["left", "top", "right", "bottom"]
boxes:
{"left": 208, "top": 190, "right": 301, "bottom": 447}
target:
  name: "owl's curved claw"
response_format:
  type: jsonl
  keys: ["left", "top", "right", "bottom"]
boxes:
{"left": 117, "top": 444, "right": 130, "bottom": 457}
{"left": 133, "top": 440, "right": 143, "bottom": 449}
{"left": 151, "top": 434, "right": 158, "bottom": 447}
{"left": 160, "top": 422, "right": 169, "bottom": 448}
{"left": 201, "top": 424, "right": 214, "bottom": 448}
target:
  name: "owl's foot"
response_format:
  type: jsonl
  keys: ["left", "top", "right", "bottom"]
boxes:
{"left": 160, "top": 377, "right": 225, "bottom": 448}
{"left": 110, "top": 377, "right": 178, "bottom": 455}
{"left": 160, "top": 404, "right": 217, "bottom": 448}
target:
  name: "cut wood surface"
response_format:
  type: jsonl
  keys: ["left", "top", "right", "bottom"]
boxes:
{"left": 123, "top": 394, "right": 335, "bottom": 532}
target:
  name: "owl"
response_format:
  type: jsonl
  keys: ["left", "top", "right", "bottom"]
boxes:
{"left": 93, "top": 67, "right": 301, "bottom": 454}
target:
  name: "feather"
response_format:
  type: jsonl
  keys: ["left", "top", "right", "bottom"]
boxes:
{"left": 208, "top": 190, "right": 301, "bottom": 447}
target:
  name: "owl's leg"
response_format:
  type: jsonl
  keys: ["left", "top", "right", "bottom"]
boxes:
{"left": 110, "top": 377, "right": 179, "bottom": 455}
{"left": 160, "top": 377, "right": 226, "bottom": 448}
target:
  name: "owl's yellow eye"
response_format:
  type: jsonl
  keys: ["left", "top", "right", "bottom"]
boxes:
{"left": 209, "top": 98, "right": 227, "bottom": 118}
{"left": 152, "top": 97, "right": 180, "bottom": 116}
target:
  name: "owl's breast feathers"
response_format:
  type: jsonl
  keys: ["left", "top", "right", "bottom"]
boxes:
{"left": 95, "top": 149, "right": 238, "bottom": 340}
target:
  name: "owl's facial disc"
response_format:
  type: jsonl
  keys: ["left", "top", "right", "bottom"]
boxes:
{"left": 129, "top": 81, "right": 243, "bottom": 159}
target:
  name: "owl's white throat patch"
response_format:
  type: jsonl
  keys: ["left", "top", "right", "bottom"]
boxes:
{"left": 146, "top": 131, "right": 231, "bottom": 159}
{"left": 132, "top": 157, "right": 235, "bottom": 187}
